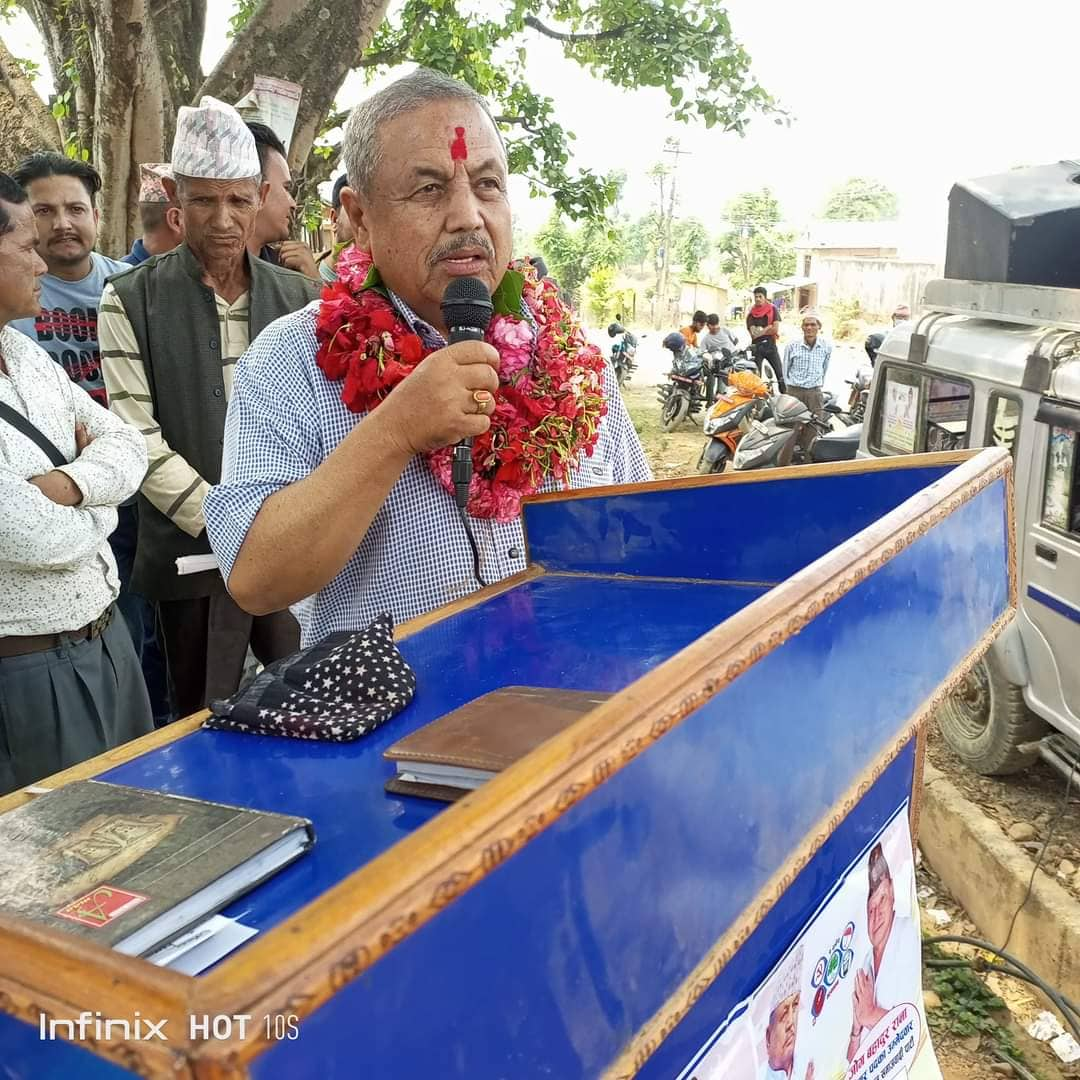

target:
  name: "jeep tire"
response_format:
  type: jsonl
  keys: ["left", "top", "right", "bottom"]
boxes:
{"left": 936, "top": 650, "right": 1048, "bottom": 775}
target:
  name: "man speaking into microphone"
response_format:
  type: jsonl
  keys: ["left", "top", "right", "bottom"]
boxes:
{"left": 204, "top": 69, "right": 650, "bottom": 645}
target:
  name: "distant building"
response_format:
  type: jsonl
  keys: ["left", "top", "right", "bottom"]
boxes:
{"left": 679, "top": 278, "right": 728, "bottom": 324}
{"left": 796, "top": 220, "right": 943, "bottom": 317}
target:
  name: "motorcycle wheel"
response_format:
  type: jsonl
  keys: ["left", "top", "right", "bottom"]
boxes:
{"left": 662, "top": 393, "right": 689, "bottom": 432}
{"left": 696, "top": 447, "right": 728, "bottom": 474}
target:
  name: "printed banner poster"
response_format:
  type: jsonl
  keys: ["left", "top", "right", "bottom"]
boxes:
{"left": 881, "top": 377, "right": 919, "bottom": 455}
{"left": 685, "top": 807, "right": 940, "bottom": 1080}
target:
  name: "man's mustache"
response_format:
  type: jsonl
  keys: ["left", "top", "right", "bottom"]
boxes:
{"left": 428, "top": 234, "right": 494, "bottom": 267}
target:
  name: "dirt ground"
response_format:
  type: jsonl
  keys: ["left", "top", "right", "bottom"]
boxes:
{"left": 624, "top": 381, "right": 1080, "bottom": 1078}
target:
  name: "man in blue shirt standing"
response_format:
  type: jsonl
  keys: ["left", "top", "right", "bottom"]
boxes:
{"left": 782, "top": 311, "right": 832, "bottom": 453}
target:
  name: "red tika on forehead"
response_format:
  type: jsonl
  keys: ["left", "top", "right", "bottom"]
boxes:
{"left": 450, "top": 126, "right": 468, "bottom": 161}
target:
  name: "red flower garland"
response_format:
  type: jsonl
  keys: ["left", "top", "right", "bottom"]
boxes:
{"left": 314, "top": 258, "right": 608, "bottom": 522}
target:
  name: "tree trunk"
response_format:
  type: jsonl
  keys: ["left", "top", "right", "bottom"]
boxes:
{"left": 14, "top": 0, "right": 388, "bottom": 255}
{"left": 199, "top": 0, "right": 391, "bottom": 172}
{"left": 0, "top": 36, "right": 62, "bottom": 170}
{"left": 18, "top": 0, "right": 206, "bottom": 257}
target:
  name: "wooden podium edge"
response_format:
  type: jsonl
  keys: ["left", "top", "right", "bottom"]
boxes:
{"left": 0, "top": 449, "right": 1014, "bottom": 1079}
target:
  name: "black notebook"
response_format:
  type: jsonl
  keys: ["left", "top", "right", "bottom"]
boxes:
{"left": 0, "top": 780, "right": 313, "bottom": 957}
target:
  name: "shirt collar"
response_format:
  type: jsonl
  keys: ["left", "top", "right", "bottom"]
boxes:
{"left": 387, "top": 281, "right": 539, "bottom": 352}
{"left": 389, "top": 291, "right": 446, "bottom": 350}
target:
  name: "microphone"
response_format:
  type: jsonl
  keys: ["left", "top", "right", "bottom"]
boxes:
{"left": 441, "top": 277, "right": 494, "bottom": 511}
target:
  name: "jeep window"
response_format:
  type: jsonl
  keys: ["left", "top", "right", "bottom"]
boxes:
{"left": 925, "top": 377, "right": 973, "bottom": 452}
{"left": 871, "top": 365, "right": 973, "bottom": 455}
{"left": 1042, "top": 427, "right": 1080, "bottom": 536}
{"left": 986, "top": 393, "right": 1021, "bottom": 459}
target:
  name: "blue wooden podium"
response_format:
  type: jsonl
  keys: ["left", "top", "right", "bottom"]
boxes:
{"left": 0, "top": 449, "right": 1013, "bottom": 1079}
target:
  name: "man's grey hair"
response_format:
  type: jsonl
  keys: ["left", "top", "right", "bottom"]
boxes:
{"left": 343, "top": 68, "right": 505, "bottom": 196}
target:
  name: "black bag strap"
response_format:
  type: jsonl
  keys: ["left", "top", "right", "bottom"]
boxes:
{"left": 0, "top": 400, "right": 68, "bottom": 468}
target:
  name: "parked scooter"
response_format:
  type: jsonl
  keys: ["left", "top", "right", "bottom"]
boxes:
{"left": 657, "top": 332, "right": 707, "bottom": 431}
{"left": 696, "top": 370, "right": 772, "bottom": 474}
{"left": 732, "top": 393, "right": 862, "bottom": 471}
{"left": 608, "top": 322, "right": 637, "bottom": 388}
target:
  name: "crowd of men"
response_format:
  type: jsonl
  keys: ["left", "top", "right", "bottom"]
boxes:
{"left": 0, "top": 71, "right": 650, "bottom": 796}
{"left": 0, "top": 99, "right": 355, "bottom": 792}
{"left": 675, "top": 287, "right": 912, "bottom": 426}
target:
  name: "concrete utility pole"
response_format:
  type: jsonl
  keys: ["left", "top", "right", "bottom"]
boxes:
{"left": 658, "top": 138, "right": 690, "bottom": 328}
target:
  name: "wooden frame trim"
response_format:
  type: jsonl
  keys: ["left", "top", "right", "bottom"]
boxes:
{"left": 394, "top": 565, "right": 544, "bottom": 640}
{"left": 0, "top": 712, "right": 209, "bottom": 815}
{"left": 522, "top": 449, "right": 977, "bottom": 506}
{"left": 602, "top": 607, "right": 1014, "bottom": 1080}
{"left": 0, "top": 448, "right": 1013, "bottom": 1079}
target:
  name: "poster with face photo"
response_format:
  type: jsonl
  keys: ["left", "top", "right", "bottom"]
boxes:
{"left": 1043, "top": 427, "right": 1076, "bottom": 531}
{"left": 881, "top": 376, "right": 920, "bottom": 455}
{"left": 682, "top": 808, "right": 941, "bottom": 1080}
{"left": 784, "top": 810, "right": 940, "bottom": 1080}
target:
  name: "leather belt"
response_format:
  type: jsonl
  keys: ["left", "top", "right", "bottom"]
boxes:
{"left": 0, "top": 605, "right": 114, "bottom": 659}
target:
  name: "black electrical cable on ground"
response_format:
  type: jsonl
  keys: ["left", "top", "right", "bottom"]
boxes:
{"left": 999, "top": 757, "right": 1076, "bottom": 959}
{"left": 992, "top": 1046, "right": 1040, "bottom": 1080}
{"left": 924, "top": 934, "right": 1080, "bottom": 1041}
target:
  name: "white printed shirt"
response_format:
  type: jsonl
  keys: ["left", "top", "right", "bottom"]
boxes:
{"left": 204, "top": 302, "right": 652, "bottom": 647}
{"left": 0, "top": 326, "right": 148, "bottom": 635}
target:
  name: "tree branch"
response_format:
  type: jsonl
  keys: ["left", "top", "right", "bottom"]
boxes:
{"left": 523, "top": 14, "right": 639, "bottom": 43}
{"left": 354, "top": 2, "right": 430, "bottom": 68}
{"left": 494, "top": 114, "right": 542, "bottom": 136}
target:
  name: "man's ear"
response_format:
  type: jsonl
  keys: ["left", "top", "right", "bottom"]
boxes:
{"left": 258, "top": 180, "right": 270, "bottom": 210}
{"left": 339, "top": 186, "right": 370, "bottom": 252}
{"left": 166, "top": 205, "right": 184, "bottom": 237}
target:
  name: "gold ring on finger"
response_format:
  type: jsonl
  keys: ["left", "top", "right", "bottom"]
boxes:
{"left": 472, "top": 390, "right": 493, "bottom": 414}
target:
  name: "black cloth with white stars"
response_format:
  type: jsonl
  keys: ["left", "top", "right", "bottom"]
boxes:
{"left": 204, "top": 613, "right": 416, "bottom": 742}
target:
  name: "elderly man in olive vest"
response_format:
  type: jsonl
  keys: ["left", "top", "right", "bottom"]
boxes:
{"left": 101, "top": 97, "right": 319, "bottom": 719}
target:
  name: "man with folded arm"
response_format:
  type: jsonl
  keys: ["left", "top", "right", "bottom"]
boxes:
{"left": 205, "top": 68, "right": 651, "bottom": 647}
{"left": 0, "top": 172, "right": 152, "bottom": 795}
{"left": 101, "top": 97, "right": 318, "bottom": 719}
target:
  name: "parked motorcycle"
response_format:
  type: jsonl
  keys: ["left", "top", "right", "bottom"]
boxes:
{"left": 657, "top": 332, "right": 707, "bottom": 431}
{"left": 608, "top": 322, "right": 637, "bottom": 388}
{"left": 844, "top": 367, "right": 873, "bottom": 424}
{"left": 696, "top": 370, "right": 772, "bottom": 474}
{"left": 732, "top": 393, "right": 862, "bottom": 471}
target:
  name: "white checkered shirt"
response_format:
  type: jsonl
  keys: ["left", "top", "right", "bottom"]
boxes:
{"left": 204, "top": 300, "right": 652, "bottom": 647}
{"left": 782, "top": 337, "right": 833, "bottom": 389}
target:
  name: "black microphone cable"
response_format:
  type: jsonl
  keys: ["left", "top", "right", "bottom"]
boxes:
{"left": 441, "top": 277, "right": 494, "bottom": 591}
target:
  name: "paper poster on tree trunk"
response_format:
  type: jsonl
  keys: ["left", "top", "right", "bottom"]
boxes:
{"left": 235, "top": 76, "right": 302, "bottom": 153}
{"left": 683, "top": 806, "right": 940, "bottom": 1080}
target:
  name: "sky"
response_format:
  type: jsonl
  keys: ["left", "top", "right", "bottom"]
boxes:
{"left": 6, "top": 0, "right": 1080, "bottom": 260}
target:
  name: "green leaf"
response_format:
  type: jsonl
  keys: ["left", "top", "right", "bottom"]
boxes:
{"left": 491, "top": 269, "right": 525, "bottom": 316}
{"left": 359, "top": 264, "right": 390, "bottom": 300}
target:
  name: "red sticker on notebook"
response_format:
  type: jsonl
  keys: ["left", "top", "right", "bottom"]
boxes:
{"left": 450, "top": 126, "right": 468, "bottom": 161}
{"left": 57, "top": 886, "right": 148, "bottom": 928}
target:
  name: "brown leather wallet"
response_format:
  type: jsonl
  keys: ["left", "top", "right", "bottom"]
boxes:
{"left": 0, "top": 605, "right": 114, "bottom": 659}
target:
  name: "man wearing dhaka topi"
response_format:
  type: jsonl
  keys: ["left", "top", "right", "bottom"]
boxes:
{"left": 205, "top": 68, "right": 650, "bottom": 644}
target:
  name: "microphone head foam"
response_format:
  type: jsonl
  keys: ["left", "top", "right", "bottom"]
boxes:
{"left": 441, "top": 276, "right": 494, "bottom": 331}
